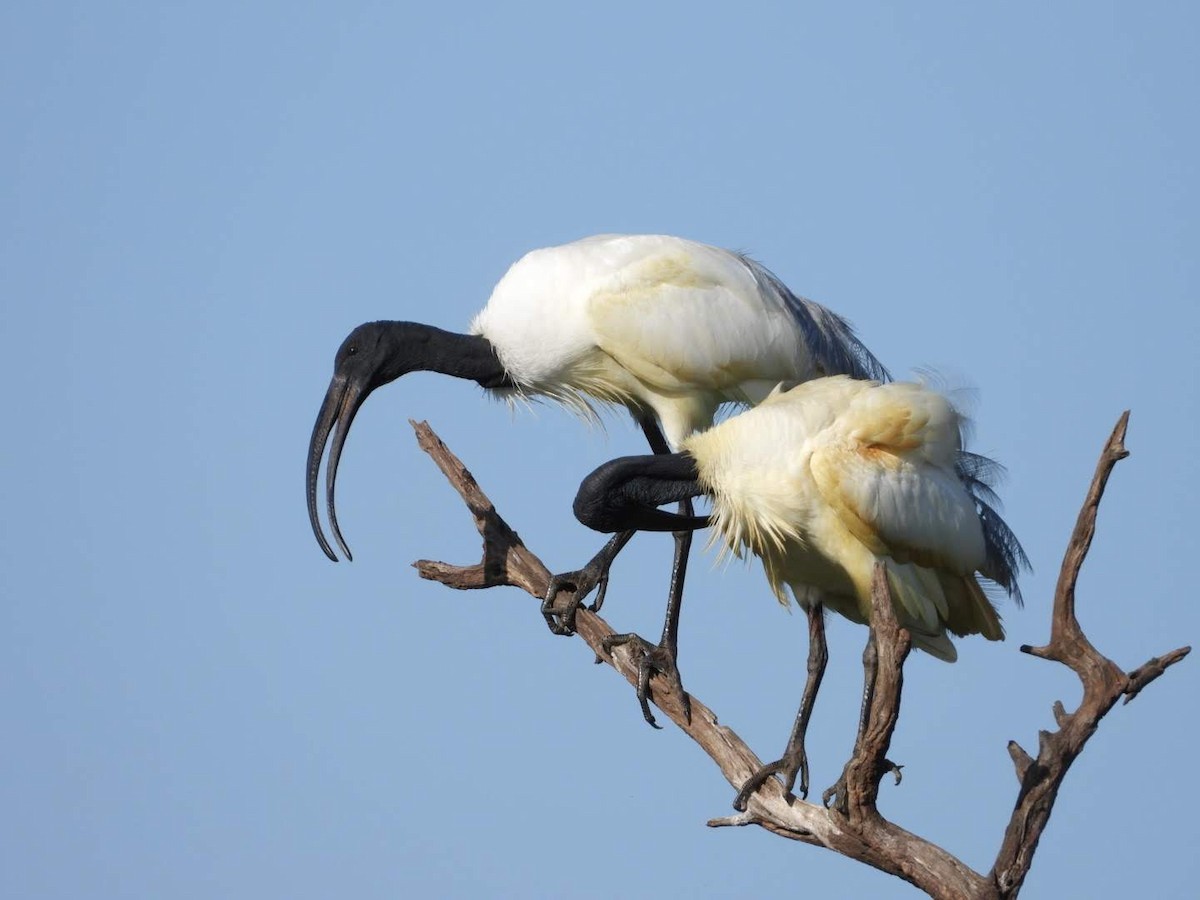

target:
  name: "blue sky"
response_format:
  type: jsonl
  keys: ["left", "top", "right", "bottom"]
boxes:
{"left": 3, "top": 2, "right": 1197, "bottom": 897}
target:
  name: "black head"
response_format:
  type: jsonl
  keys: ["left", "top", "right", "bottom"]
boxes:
{"left": 306, "top": 322, "right": 411, "bottom": 562}
{"left": 334, "top": 321, "right": 412, "bottom": 388}
{"left": 306, "top": 320, "right": 509, "bottom": 561}
{"left": 573, "top": 453, "right": 710, "bottom": 534}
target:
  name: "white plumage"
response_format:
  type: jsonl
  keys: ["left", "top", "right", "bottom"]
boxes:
{"left": 308, "top": 232, "right": 885, "bottom": 726}
{"left": 310, "top": 233, "right": 883, "bottom": 561}
{"left": 470, "top": 234, "right": 886, "bottom": 446}
{"left": 570, "top": 373, "right": 1026, "bottom": 797}
{"left": 682, "top": 376, "right": 1024, "bottom": 658}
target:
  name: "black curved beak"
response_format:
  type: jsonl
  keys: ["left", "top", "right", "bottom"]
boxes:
{"left": 307, "top": 373, "right": 372, "bottom": 561}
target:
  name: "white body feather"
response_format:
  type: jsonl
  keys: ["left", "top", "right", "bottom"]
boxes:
{"left": 470, "top": 234, "right": 882, "bottom": 447}
{"left": 683, "top": 377, "right": 1008, "bottom": 660}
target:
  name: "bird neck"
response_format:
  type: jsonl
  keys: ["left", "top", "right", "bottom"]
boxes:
{"left": 573, "top": 452, "right": 709, "bottom": 533}
{"left": 384, "top": 322, "right": 513, "bottom": 389}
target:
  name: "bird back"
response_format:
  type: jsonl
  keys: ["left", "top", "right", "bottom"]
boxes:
{"left": 684, "top": 377, "right": 1025, "bottom": 655}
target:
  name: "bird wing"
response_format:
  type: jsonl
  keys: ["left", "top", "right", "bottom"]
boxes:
{"left": 737, "top": 254, "right": 890, "bottom": 383}
{"left": 807, "top": 383, "right": 987, "bottom": 580}
{"left": 586, "top": 245, "right": 795, "bottom": 392}
{"left": 586, "top": 238, "right": 886, "bottom": 398}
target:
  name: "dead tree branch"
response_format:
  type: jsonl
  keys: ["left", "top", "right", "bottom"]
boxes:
{"left": 989, "top": 412, "right": 1191, "bottom": 896}
{"left": 827, "top": 564, "right": 912, "bottom": 818}
{"left": 406, "top": 415, "right": 1187, "bottom": 899}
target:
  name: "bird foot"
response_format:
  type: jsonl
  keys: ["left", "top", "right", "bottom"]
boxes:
{"left": 732, "top": 748, "right": 809, "bottom": 811}
{"left": 601, "top": 632, "right": 690, "bottom": 728}
{"left": 541, "top": 564, "right": 610, "bottom": 636}
{"left": 821, "top": 775, "right": 848, "bottom": 814}
{"left": 821, "top": 758, "right": 903, "bottom": 814}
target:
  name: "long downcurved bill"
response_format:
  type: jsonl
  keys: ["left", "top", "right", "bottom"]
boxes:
{"left": 307, "top": 374, "right": 370, "bottom": 561}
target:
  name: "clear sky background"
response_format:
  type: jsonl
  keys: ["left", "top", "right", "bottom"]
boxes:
{"left": 3, "top": 3, "right": 1197, "bottom": 898}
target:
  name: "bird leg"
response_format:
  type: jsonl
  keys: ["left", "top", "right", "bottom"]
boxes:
{"left": 602, "top": 498, "right": 694, "bottom": 728}
{"left": 733, "top": 604, "right": 828, "bottom": 810}
{"left": 821, "top": 631, "right": 903, "bottom": 812}
{"left": 542, "top": 416, "right": 680, "bottom": 638}
{"left": 542, "top": 530, "right": 634, "bottom": 635}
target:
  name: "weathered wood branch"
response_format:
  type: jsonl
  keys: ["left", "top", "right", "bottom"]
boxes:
{"left": 829, "top": 564, "right": 912, "bottom": 820}
{"left": 406, "top": 415, "right": 1187, "bottom": 899}
{"left": 410, "top": 421, "right": 804, "bottom": 832}
{"left": 988, "top": 412, "right": 1190, "bottom": 896}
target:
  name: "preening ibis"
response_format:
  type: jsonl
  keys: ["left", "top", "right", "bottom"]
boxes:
{"left": 572, "top": 375, "right": 1027, "bottom": 804}
{"left": 306, "top": 234, "right": 887, "bottom": 723}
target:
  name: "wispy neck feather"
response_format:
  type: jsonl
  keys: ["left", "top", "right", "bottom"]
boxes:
{"left": 389, "top": 322, "right": 512, "bottom": 388}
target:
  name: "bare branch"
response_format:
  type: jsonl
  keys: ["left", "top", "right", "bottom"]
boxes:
{"left": 405, "top": 416, "right": 1187, "bottom": 899}
{"left": 989, "top": 414, "right": 1191, "bottom": 897}
{"left": 706, "top": 811, "right": 762, "bottom": 829}
{"left": 410, "top": 422, "right": 782, "bottom": 805}
{"left": 1021, "top": 411, "right": 1128, "bottom": 669}
{"left": 1124, "top": 646, "right": 1191, "bottom": 704}
{"left": 825, "top": 564, "right": 911, "bottom": 819}
{"left": 1006, "top": 742, "right": 1033, "bottom": 784}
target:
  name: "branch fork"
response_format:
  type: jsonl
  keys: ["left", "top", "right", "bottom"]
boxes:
{"left": 407, "top": 415, "right": 1187, "bottom": 899}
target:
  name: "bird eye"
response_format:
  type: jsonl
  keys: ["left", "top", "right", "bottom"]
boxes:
{"left": 347, "top": 346, "right": 357, "bottom": 355}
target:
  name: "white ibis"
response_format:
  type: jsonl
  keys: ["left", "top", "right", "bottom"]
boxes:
{"left": 571, "top": 375, "right": 1027, "bottom": 802}
{"left": 306, "top": 234, "right": 887, "bottom": 725}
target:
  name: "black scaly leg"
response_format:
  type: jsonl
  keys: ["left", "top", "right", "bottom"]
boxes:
{"left": 733, "top": 603, "right": 828, "bottom": 809}
{"left": 542, "top": 530, "right": 634, "bottom": 635}
{"left": 542, "top": 416, "right": 671, "bottom": 635}
{"left": 602, "top": 418, "right": 694, "bottom": 727}
{"left": 821, "top": 629, "right": 903, "bottom": 812}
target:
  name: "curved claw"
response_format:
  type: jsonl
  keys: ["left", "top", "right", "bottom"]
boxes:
{"left": 634, "top": 648, "right": 660, "bottom": 729}
{"left": 822, "top": 776, "right": 848, "bottom": 813}
{"left": 732, "top": 749, "right": 810, "bottom": 811}
{"left": 542, "top": 531, "right": 633, "bottom": 636}
{"left": 602, "top": 632, "right": 690, "bottom": 729}
{"left": 541, "top": 568, "right": 602, "bottom": 636}
{"left": 821, "top": 759, "right": 903, "bottom": 815}
{"left": 784, "top": 755, "right": 809, "bottom": 799}
{"left": 587, "top": 568, "right": 611, "bottom": 614}
{"left": 542, "top": 531, "right": 630, "bottom": 636}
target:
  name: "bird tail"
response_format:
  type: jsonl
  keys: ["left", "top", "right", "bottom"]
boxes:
{"left": 881, "top": 563, "right": 1003, "bottom": 661}
{"left": 908, "top": 629, "right": 958, "bottom": 662}
{"left": 940, "top": 573, "right": 1005, "bottom": 641}
{"left": 955, "top": 451, "right": 1031, "bottom": 607}
{"left": 880, "top": 562, "right": 958, "bottom": 661}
